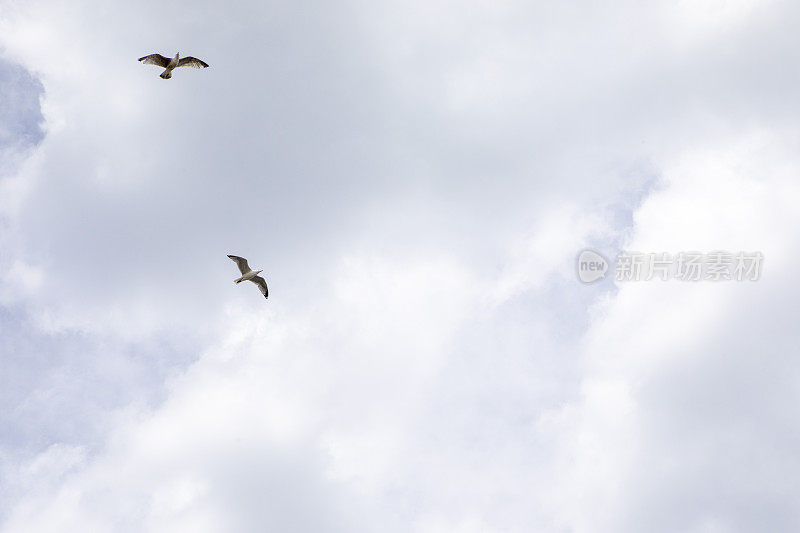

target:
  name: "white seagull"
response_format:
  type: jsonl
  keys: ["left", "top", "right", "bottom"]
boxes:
{"left": 138, "top": 52, "right": 209, "bottom": 79}
{"left": 228, "top": 255, "right": 269, "bottom": 299}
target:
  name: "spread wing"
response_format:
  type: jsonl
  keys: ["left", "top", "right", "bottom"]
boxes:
{"left": 177, "top": 57, "right": 209, "bottom": 69}
{"left": 250, "top": 276, "right": 269, "bottom": 299}
{"left": 138, "top": 54, "right": 170, "bottom": 67}
{"left": 227, "top": 255, "right": 251, "bottom": 275}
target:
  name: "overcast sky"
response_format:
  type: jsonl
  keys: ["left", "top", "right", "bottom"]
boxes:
{"left": 1, "top": 0, "right": 800, "bottom": 531}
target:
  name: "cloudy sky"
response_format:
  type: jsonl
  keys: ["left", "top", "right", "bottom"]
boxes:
{"left": 1, "top": 0, "right": 799, "bottom": 531}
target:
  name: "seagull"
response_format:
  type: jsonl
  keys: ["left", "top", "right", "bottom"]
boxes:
{"left": 138, "top": 52, "right": 209, "bottom": 79}
{"left": 228, "top": 255, "right": 269, "bottom": 299}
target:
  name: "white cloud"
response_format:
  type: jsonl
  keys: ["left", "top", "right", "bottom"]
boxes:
{"left": 2, "top": 0, "right": 800, "bottom": 531}
{"left": 549, "top": 131, "right": 800, "bottom": 532}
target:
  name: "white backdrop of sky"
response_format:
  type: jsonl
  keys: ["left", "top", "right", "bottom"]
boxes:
{"left": 1, "top": 0, "right": 800, "bottom": 531}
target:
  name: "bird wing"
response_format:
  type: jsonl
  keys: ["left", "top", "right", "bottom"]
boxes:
{"left": 177, "top": 57, "right": 209, "bottom": 69}
{"left": 250, "top": 276, "right": 269, "bottom": 299}
{"left": 138, "top": 54, "right": 171, "bottom": 67}
{"left": 227, "top": 255, "right": 251, "bottom": 275}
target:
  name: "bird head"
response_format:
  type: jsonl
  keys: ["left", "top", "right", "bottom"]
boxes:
{"left": 256, "top": 270, "right": 264, "bottom": 275}
{"left": 175, "top": 52, "right": 180, "bottom": 60}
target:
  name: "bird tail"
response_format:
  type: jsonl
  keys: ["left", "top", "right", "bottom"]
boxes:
{"left": 160, "top": 69, "right": 172, "bottom": 79}
{"left": 234, "top": 277, "right": 244, "bottom": 284}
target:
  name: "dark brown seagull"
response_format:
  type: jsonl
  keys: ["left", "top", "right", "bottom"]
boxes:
{"left": 228, "top": 255, "right": 269, "bottom": 300}
{"left": 138, "top": 52, "right": 209, "bottom": 79}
